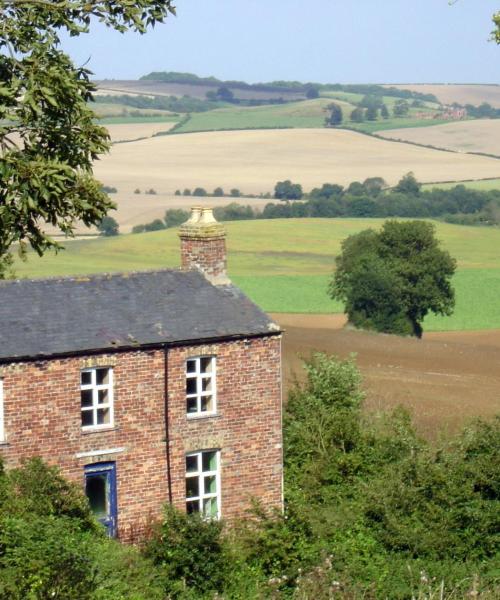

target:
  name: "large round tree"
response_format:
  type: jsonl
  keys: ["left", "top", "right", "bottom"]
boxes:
{"left": 329, "top": 220, "right": 456, "bottom": 337}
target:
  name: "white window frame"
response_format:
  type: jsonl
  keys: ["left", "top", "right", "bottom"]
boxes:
{"left": 0, "top": 379, "right": 4, "bottom": 442}
{"left": 185, "top": 356, "right": 217, "bottom": 418}
{"left": 185, "top": 450, "right": 221, "bottom": 519}
{"left": 80, "top": 367, "right": 114, "bottom": 430}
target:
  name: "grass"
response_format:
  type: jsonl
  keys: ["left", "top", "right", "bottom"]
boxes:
{"left": 98, "top": 115, "right": 178, "bottom": 125}
{"left": 12, "top": 219, "right": 500, "bottom": 330}
{"left": 344, "top": 117, "right": 453, "bottom": 134}
{"left": 423, "top": 178, "right": 500, "bottom": 191}
{"left": 173, "top": 99, "right": 352, "bottom": 133}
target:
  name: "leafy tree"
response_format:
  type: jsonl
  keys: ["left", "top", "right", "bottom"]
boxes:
{"left": 350, "top": 107, "right": 365, "bottom": 122}
{"left": 305, "top": 85, "right": 319, "bottom": 99}
{"left": 330, "top": 220, "right": 456, "bottom": 337}
{"left": 380, "top": 103, "right": 390, "bottom": 119}
{"left": 0, "top": 0, "right": 175, "bottom": 271}
{"left": 213, "top": 187, "right": 224, "bottom": 197}
{"left": 230, "top": 188, "right": 241, "bottom": 197}
{"left": 363, "top": 176, "right": 386, "bottom": 196}
{"left": 174, "top": 189, "right": 181, "bottom": 196}
{"left": 393, "top": 99, "right": 410, "bottom": 117}
{"left": 144, "top": 218, "right": 165, "bottom": 232}
{"left": 134, "top": 188, "right": 141, "bottom": 194}
{"left": 346, "top": 181, "right": 365, "bottom": 196}
{"left": 215, "top": 85, "right": 234, "bottom": 102}
{"left": 183, "top": 188, "right": 191, "bottom": 196}
{"left": 324, "top": 102, "right": 343, "bottom": 127}
{"left": 193, "top": 187, "right": 208, "bottom": 197}
{"left": 164, "top": 208, "right": 189, "bottom": 228}
{"left": 97, "top": 216, "right": 119, "bottom": 237}
{"left": 394, "top": 171, "right": 421, "bottom": 195}
{"left": 274, "top": 180, "right": 303, "bottom": 200}
{"left": 366, "top": 106, "right": 378, "bottom": 121}
{"left": 310, "top": 183, "right": 344, "bottom": 200}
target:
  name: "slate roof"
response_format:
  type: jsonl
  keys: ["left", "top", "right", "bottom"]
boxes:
{"left": 0, "top": 270, "right": 280, "bottom": 362}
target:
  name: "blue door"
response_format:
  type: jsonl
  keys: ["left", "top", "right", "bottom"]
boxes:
{"left": 84, "top": 462, "right": 118, "bottom": 537}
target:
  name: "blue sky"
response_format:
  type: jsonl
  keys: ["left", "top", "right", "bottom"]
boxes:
{"left": 61, "top": 0, "right": 500, "bottom": 83}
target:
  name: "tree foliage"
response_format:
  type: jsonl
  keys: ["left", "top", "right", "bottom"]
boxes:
{"left": 274, "top": 179, "right": 303, "bottom": 200}
{"left": 330, "top": 220, "right": 456, "bottom": 337}
{"left": 324, "top": 102, "right": 343, "bottom": 126}
{"left": 0, "top": 0, "right": 175, "bottom": 267}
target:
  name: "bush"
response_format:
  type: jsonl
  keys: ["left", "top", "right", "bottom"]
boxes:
{"left": 97, "top": 216, "right": 119, "bottom": 237}
{"left": 212, "top": 187, "right": 224, "bottom": 197}
{"left": 230, "top": 188, "right": 241, "bottom": 197}
{"left": 174, "top": 189, "right": 181, "bottom": 196}
{"left": 144, "top": 219, "right": 165, "bottom": 232}
{"left": 145, "top": 188, "right": 157, "bottom": 195}
{"left": 182, "top": 188, "right": 191, "bottom": 196}
{"left": 192, "top": 187, "right": 207, "bottom": 197}
{"left": 164, "top": 209, "right": 189, "bottom": 228}
{"left": 131, "top": 224, "right": 145, "bottom": 234}
{"left": 145, "top": 505, "right": 227, "bottom": 597}
{"left": 133, "top": 188, "right": 141, "bottom": 194}
{"left": 274, "top": 180, "right": 303, "bottom": 200}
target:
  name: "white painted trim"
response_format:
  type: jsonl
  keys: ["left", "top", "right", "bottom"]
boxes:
{"left": 75, "top": 447, "right": 126, "bottom": 459}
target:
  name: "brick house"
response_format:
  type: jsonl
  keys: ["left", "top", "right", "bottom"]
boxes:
{"left": 0, "top": 207, "right": 283, "bottom": 539}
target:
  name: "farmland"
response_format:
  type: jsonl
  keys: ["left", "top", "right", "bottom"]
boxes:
{"left": 93, "top": 128, "right": 500, "bottom": 195}
{"left": 385, "top": 83, "right": 500, "bottom": 108}
{"left": 379, "top": 118, "right": 500, "bottom": 156}
{"left": 14, "top": 218, "right": 500, "bottom": 332}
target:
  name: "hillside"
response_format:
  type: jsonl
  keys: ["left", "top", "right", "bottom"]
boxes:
{"left": 383, "top": 83, "right": 500, "bottom": 108}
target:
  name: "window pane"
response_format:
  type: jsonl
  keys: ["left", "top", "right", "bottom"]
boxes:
{"left": 97, "top": 389, "right": 109, "bottom": 405}
{"left": 202, "top": 451, "right": 217, "bottom": 472}
{"left": 186, "top": 454, "right": 198, "bottom": 473}
{"left": 85, "top": 475, "right": 108, "bottom": 518}
{"left": 186, "top": 398, "right": 198, "bottom": 414}
{"left": 201, "top": 377, "right": 212, "bottom": 392}
{"left": 97, "top": 408, "right": 110, "bottom": 425}
{"left": 203, "top": 497, "right": 218, "bottom": 518}
{"left": 186, "top": 359, "right": 197, "bottom": 373}
{"left": 81, "top": 389, "right": 93, "bottom": 408}
{"left": 204, "top": 475, "right": 217, "bottom": 494}
{"left": 96, "top": 368, "right": 110, "bottom": 385}
{"left": 82, "top": 409, "right": 94, "bottom": 427}
{"left": 186, "top": 500, "right": 199, "bottom": 514}
{"left": 81, "top": 371, "right": 92, "bottom": 386}
{"left": 201, "top": 395, "right": 213, "bottom": 413}
{"left": 186, "top": 476, "right": 199, "bottom": 499}
{"left": 200, "top": 357, "right": 212, "bottom": 373}
{"left": 186, "top": 378, "right": 197, "bottom": 395}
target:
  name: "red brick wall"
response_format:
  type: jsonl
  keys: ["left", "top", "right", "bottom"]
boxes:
{"left": 0, "top": 335, "right": 282, "bottom": 537}
{"left": 180, "top": 236, "right": 227, "bottom": 280}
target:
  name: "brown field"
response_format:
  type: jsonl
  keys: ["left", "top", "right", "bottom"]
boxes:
{"left": 104, "top": 122, "right": 177, "bottom": 143}
{"left": 379, "top": 119, "right": 500, "bottom": 156}
{"left": 273, "top": 313, "right": 500, "bottom": 439}
{"left": 96, "top": 80, "right": 304, "bottom": 101}
{"left": 45, "top": 193, "right": 270, "bottom": 236}
{"left": 93, "top": 128, "right": 500, "bottom": 195}
{"left": 384, "top": 84, "right": 500, "bottom": 108}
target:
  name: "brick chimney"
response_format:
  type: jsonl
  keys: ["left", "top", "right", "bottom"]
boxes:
{"left": 178, "top": 207, "right": 229, "bottom": 285}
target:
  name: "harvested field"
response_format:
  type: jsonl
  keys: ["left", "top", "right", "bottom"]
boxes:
{"left": 380, "top": 119, "right": 500, "bottom": 156}
{"left": 385, "top": 84, "right": 500, "bottom": 108}
{"left": 273, "top": 313, "right": 500, "bottom": 438}
{"left": 104, "top": 122, "right": 177, "bottom": 142}
{"left": 96, "top": 80, "right": 304, "bottom": 101}
{"left": 93, "top": 128, "right": 500, "bottom": 195}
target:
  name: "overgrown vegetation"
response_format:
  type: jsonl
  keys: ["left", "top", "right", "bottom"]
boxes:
{"left": 3, "top": 357, "right": 497, "bottom": 598}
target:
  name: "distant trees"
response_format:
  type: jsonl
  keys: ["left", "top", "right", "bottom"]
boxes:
{"left": 305, "top": 86, "right": 320, "bottom": 99}
{"left": 97, "top": 216, "right": 119, "bottom": 236}
{"left": 274, "top": 180, "right": 303, "bottom": 200}
{"left": 213, "top": 187, "right": 224, "bottom": 197}
{"left": 193, "top": 187, "right": 208, "bottom": 197}
{"left": 366, "top": 106, "right": 378, "bottom": 121}
{"left": 330, "top": 220, "right": 456, "bottom": 337}
{"left": 325, "top": 103, "right": 343, "bottom": 127}
{"left": 394, "top": 172, "right": 421, "bottom": 195}
{"left": 381, "top": 104, "right": 390, "bottom": 119}
{"left": 393, "top": 99, "right": 410, "bottom": 117}
{"left": 350, "top": 107, "right": 365, "bottom": 122}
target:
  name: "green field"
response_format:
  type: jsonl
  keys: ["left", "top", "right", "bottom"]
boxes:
{"left": 423, "top": 178, "right": 500, "bottom": 191}
{"left": 173, "top": 98, "right": 352, "bottom": 133}
{"left": 98, "top": 115, "right": 178, "bottom": 125}
{"left": 12, "top": 219, "right": 500, "bottom": 331}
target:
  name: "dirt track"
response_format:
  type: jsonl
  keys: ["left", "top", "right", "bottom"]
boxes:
{"left": 272, "top": 313, "right": 500, "bottom": 438}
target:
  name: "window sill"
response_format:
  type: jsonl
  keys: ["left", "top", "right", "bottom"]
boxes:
{"left": 186, "top": 413, "right": 220, "bottom": 422}
{"left": 81, "top": 426, "right": 119, "bottom": 435}
{"left": 0, "top": 441, "right": 9, "bottom": 447}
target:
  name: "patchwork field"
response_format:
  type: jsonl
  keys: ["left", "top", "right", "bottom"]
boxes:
{"left": 15, "top": 218, "right": 500, "bottom": 332}
{"left": 93, "top": 128, "right": 500, "bottom": 195}
{"left": 423, "top": 177, "right": 500, "bottom": 191}
{"left": 385, "top": 84, "right": 500, "bottom": 108}
{"left": 104, "top": 121, "right": 177, "bottom": 143}
{"left": 380, "top": 119, "right": 500, "bottom": 156}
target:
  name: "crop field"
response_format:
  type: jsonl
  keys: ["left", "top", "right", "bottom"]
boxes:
{"left": 103, "top": 121, "right": 178, "bottom": 143}
{"left": 93, "top": 128, "right": 500, "bottom": 195}
{"left": 384, "top": 84, "right": 500, "bottom": 108}
{"left": 92, "top": 102, "right": 175, "bottom": 119}
{"left": 14, "top": 218, "right": 500, "bottom": 332}
{"left": 173, "top": 98, "right": 353, "bottom": 133}
{"left": 379, "top": 118, "right": 500, "bottom": 156}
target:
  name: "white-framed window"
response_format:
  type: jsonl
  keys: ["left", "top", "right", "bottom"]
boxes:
{"left": 185, "top": 450, "right": 220, "bottom": 518}
{"left": 0, "top": 379, "right": 4, "bottom": 442}
{"left": 80, "top": 368, "right": 114, "bottom": 429}
{"left": 186, "top": 356, "right": 216, "bottom": 417}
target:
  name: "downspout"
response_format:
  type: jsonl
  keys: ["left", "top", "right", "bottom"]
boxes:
{"left": 164, "top": 347, "right": 173, "bottom": 504}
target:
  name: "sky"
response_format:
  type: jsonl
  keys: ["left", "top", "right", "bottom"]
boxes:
{"left": 60, "top": 0, "right": 500, "bottom": 84}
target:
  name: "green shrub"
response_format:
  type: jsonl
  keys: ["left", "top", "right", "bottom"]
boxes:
{"left": 192, "top": 187, "right": 207, "bottom": 197}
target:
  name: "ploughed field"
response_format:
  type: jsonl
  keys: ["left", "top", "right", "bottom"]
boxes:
{"left": 379, "top": 119, "right": 500, "bottom": 156}
{"left": 274, "top": 313, "right": 500, "bottom": 438}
